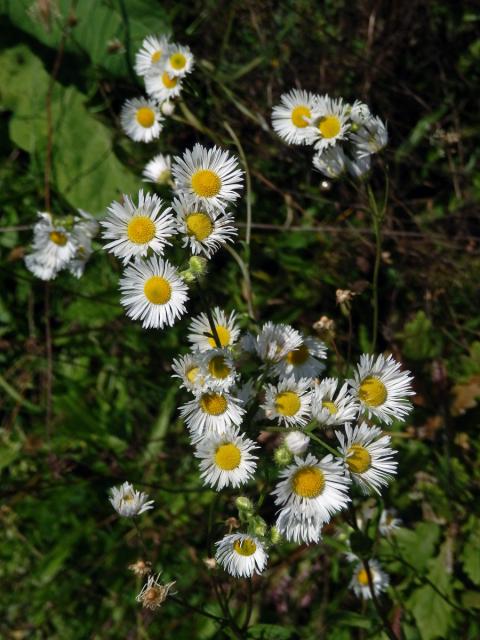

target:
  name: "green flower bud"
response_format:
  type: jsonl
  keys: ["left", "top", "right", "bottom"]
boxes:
{"left": 274, "top": 446, "right": 292, "bottom": 467}
{"left": 270, "top": 526, "right": 282, "bottom": 545}
{"left": 189, "top": 256, "right": 208, "bottom": 275}
{"left": 250, "top": 516, "right": 267, "bottom": 538}
{"left": 235, "top": 496, "right": 254, "bottom": 514}
{"left": 179, "top": 269, "right": 196, "bottom": 284}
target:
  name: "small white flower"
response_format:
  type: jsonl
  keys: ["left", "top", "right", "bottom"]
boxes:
{"left": 313, "top": 146, "right": 347, "bottom": 179}
{"left": 349, "top": 100, "right": 371, "bottom": 125}
{"left": 379, "top": 509, "right": 402, "bottom": 536}
{"left": 164, "top": 43, "right": 194, "bottom": 78}
{"left": 272, "top": 334, "right": 327, "bottom": 380}
{"left": 308, "top": 95, "right": 350, "bottom": 153}
{"left": 120, "top": 97, "right": 163, "bottom": 143}
{"left": 171, "top": 352, "right": 205, "bottom": 392}
{"left": 275, "top": 506, "right": 324, "bottom": 544}
{"left": 199, "top": 348, "right": 238, "bottom": 392}
{"left": 350, "top": 559, "right": 389, "bottom": 600}
{"left": 336, "top": 422, "right": 397, "bottom": 494}
{"left": 271, "top": 89, "right": 319, "bottom": 145}
{"left": 134, "top": 35, "right": 171, "bottom": 76}
{"left": 194, "top": 425, "right": 258, "bottom": 490}
{"left": 109, "top": 481, "right": 154, "bottom": 517}
{"left": 119, "top": 256, "right": 189, "bottom": 329}
{"left": 172, "top": 144, "right": 244, "bottom": 211}
{"left": 136, "top": 573, "right": 176, "bottom": 609}
{"left": 350, "top": 115, "right": 388, "bottom": 157}
{"left": 284, "top": 430, "right": 310, "bottom": 456}
{"left": 25, "top": 212, "right": 78, "bottom": 281}
{"left": 215, "top": 533, "right": 268, "bottom": 578}
{"left": 188, "top": 307, "right": 240, "bottom": 351}
{"left": 161, "top": 100, "right": 175, "bottom": 116}
{"left": 348, "top": 353, "right": 414, "bottom": 424}
{"left": 262, "top": 376, "right": 312, "bottom": 428}
{"left": 254, "top": 322, "right": 303, "bottom": 364}
{"left": 68, "top": 211, "right": 98, "bottom": 278}
{"left": 145, "top": 68, "right": 183, "bottom": 102}
{"left": 345, "top": 149, "right": 371, "bottom": 179}
{"left": 311, "top": 378, "right": 358, "bottom": 427}
{"left": 101, "top": 190, "right": 176, "bottom": 265}
{"left": 142, "top": 154, "right": 172, "bottom": 185}
{"left": 179, "top": 390, "right": 245, "bottom": 441}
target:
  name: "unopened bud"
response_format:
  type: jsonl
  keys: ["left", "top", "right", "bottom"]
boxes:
{"left": 285, "top": 430, "right": 310, "bottom": 455}
{"left": 250, "top": 516, "right": 267, "bottom": 538}
{"left": 179, "top": 269, "right": 196, "bottom": 284}
{"left": 274, "top": 446, "right": 292, "bottom": 467}
{"left": 235, "top": 496, "right": 253, "bottom": 514}
{"left": 161, "top": 100, "right": 175, "bottom": 116}
{"left": 270, "top": 526, "right": 282, "bottom": 545}
{"left": 189, "top": 256, "right": 208, "bottom": 275}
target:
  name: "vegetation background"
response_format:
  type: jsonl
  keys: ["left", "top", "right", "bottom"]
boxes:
{"left": 1, "top": 0, "right": 479, "bottom": 638}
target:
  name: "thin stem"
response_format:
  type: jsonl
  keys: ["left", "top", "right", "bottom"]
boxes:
{"left": 362, "top": 559, "right": 399, "bottom": 640}
{"left": 223, "top": 121, "right": 252, "bottom": 246}
{"left": 224, "top": 245, "right": 256, "bottom": 320}
{"left": 44, "top": 283, "right": 53, "bottom": 437}
{"left": 242, "top": 578, "right": 254, "bottom": 631}
{"left": 170, "top": 594, "right": 228, "bottom": 625}
{"left": 306, "top": 429, "right": 341, "bottom": 457}
{"left": 132, "top": 519, "right": 149, "bottom": 559}
{"left": 367, "top": 183, "right": 386, "bottom": 353}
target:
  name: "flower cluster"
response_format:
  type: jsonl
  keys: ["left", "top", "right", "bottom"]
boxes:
{"left": 24, "top": 210, "right": 98, "bottom": 281}
{"left": 272, "top": 90, "right": 388, "bottom": 179}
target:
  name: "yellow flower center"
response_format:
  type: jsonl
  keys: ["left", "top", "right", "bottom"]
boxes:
{"left": 191, "top": 169, "right": 222, "bottom": 198}
{"left": 207, "top": 325, "right": 231, "bottom": 348}
{"left": 136, "top": 107, "right": 155, "bottom": 128}
{"left": 162, "top": 72, "right": 178, "bottom": 89}
{"left": 143, "top": 276, "right": 172, "bottom": 305}
{"left": 122, "top": 492, "right": 134, "bottom": 502}
{"left": 292, "top": 466, "right": 325, "bottom": 498}
{"left": 275, "top": 391, "right": 301, "bottom": 417}
{"left": 151, "top": 50, "right": 162, "bottom": 63}
{"left": 347, "top": 444, "right": 372, "bottom": 474}
{"left": 49, "top": 231, "right": 68, "bottom": 246}
{"left": 215, "top": 443, "right": 241, "bottom": 470}
{"left": 200, "top": 392, "right": 227, "bottom": 416}
{"left": 186, "top": 212, "right": 213, "bottom": 241}
{"left": 318, "top": 115, "right": 341, "bottom": 139}
{"left": 286, "top": 344, "right": 309, "bottom": 366}
{"left": 127, "top": 216, "right": 156, "bottom": 244}
{"left": 208, "top": 356, "right": 231, "bottom": 379}
{"left": 156, "top": 169, "right": 171, "bottom": 185}
{"left": 358, "top": 376, "right": 387, "bottom": 407}
{"left": 357, "top": 568, "right": 370, "bottom": 586}
{"left": 322, "top": 401, "right": 338, "bottom": 415}
{"left": 170, "top": 52, "right": 186, "bottom": 70}
{"left": 186, "top": 366, "right": 199, "bottom": 383}
{"left": 233, "top": 538, "right": 257, "bottom": 556}
{"left": 291, "top": 105, "right": 311, "bottom": 128}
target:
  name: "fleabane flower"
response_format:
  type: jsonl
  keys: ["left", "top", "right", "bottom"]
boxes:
{"left": 272, "top": 334, "right": 327, "bottom": 380}
{"left": 271, "top": 89, "right": 318, "bottom": 145}
{"left": 134, "top": 34, "right": 171, "bottom": 76}
{"left": 179, "top": 390, "right": 245, "bottom": 441}
{"left": 349, "top": 100, "right": 371, "bottom": 125}
{"left": 348, "top": 353, "right": 414, "bottom": 424}
{"left": 262, "top": 376, "right": 312, "bottom": 428}
{"left": 311, "top": 378, "right": 358, "bottom": 427}
{"left": 350, "top": 115, "right": 388, "bottom": 158}
{"left": 194, "top": 425, "right": 258, "bottom": 490}
{"left": 120, "top": 97, "right": 163, "bottom": 143}
{"left": 172, "top": 193, "right": 237, "bottom": 257}
{"left": 142, "top": 154, "right": 172, "bottom": 186}
{"left": 313, "top": 146, "right": 347, "bottom": 179}
{"left": 349, "top": 559, "right": 389, "bottom": 600}
{"left": 345, "top": 148, "right": 371, "bottom": 179}
{"left": 379, "top": 509, "right": 402, "bottom": 536}
{"left": 284, "top": 430, "right": 310, "bottom": 456}
{"left": 109, "top": 481, "right": 154, "bottom": 517}
{"left": 275, "top": 506, "right": 325, "bottom": 544}
{"left": 136, "top": 573, "right": 176, "bottom": 609}
{"left": 145, "top": 68, "right": 183, "bottom": 102}
{"left": 171, "top": 352, "right": 205, "bottom": 392}
{"left": 188, "top": 307, "right": 240, "bottom": 351}
{"left": 254, "top": 322, "right": 303, "bottom": 364}
{"left": 336, "top": 422, "right": 397, "bottom": 495}
{"left": 172, "top": 144, "right": 244, "bottom": 211}
{"left": 101, "top": 190, "right": 176, "bottom": 265}
{"left": 25, "top": 212, "right": 78, "bottom": 281}
{"left": 119, "top": 256, "right": 188, "bottom": 329}
{"left": 215, "top": 533, "right": 268, "bottom": 578}
{"left": 199, "top": 348, "right": 238, "bottom": 392}
{"left": 68, "top": 210, "right": 99, "bottom": 278}
{"left": 308, "top": 95, "right": 350, "bottom": 153}
{"left": 164, "top": 43, "right": 194, "bottom": 78}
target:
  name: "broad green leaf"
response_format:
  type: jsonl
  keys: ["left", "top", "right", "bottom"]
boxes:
{"left": 461, "top": 528, "right": 480, "bottom": 586}
{"left": 394, "top": 522, "right": 440, "bottom": 572}
{"left": 400, "top": 311, "right": 442, "bottom": 360}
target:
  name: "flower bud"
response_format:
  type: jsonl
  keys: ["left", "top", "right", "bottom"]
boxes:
{"left": 161, "top": 100, "right": 175, "bottom": 116}
{"left": 270, "top": 526, "right": 282, "bottom": 545}
{"left": 235, "top": 496, "right": 254, "bottom": 514}
{"left": 274, "top": 446, "right": 292, "bottom": 467}
{"left": 285, "top": 430, "right": 310, "bottom": 455}
{"left": 250, "top": 516, "right": 267, "bottom": 538}
{"left": 189, "top": 255, "right": 208, "bottom": 275}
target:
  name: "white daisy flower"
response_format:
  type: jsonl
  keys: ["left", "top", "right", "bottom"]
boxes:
{"left": 109, "top": 481, "right": 154, "bottom": 517}
{"left": 349, "top": 100, "right": 371, "bottom": 125}
{"left": 284, "top": 430, "right": 310, "bottom": 456}
{"left": 271, "top": 89, "right": 319, "bottom": 145}
{"left": 142, "top": 154, "right": 172, "bottom": 186}
{"left": 161, "top": 100, "right": 175, "bottom": 116}
{"left": 272, "top": 334, "right": 327, "bottom": 380}
{"left": 172, "top": 193, "right": 237, "bottom": 257}
{"left": 215, "top": 533, "right": 268, "bottom": 578}
{"left": 136, "top": 573, "right": 176, "bottom": 609}
{"left": 172, "top": 144, "right": 244, "bottom": 211}
{"left": 199, "top": 348, "right": 238, "bottom": 392}
{"left": 194, "top": 425, "right": 258, "bottom": 490}
{"left": 171, "top": 352, "right": 205, "bottom": 392}
{"left": 336, "top": 422, "right": 397, "bottom": 494}
{"left": 313, "top": 146, "right": 347, "bottom": 179}
{"left": 379, "top": 509, "right": 402, "bottom": 536}
{"left": 179, "top": 390, "right": 245, "bottom": 441}
{"left": 348, "top": 353, "right": 414, "bottom": 424}
{"left": 272, "top": 452, "right": 350, "bottom": 522}
{"left": 262, "top": 376, "right": 312, "bottom": 428}
{"left": 25, "top": 212, "right": 78, "bottom": 281}
{"left": 120, "top": 97, "right": 163, "bottom": 143}
{"left": 68, "top": 213, "right": 97, "bottom": 278}
{"left": 275, "top": 506, "right": 324, "bottom": 544}
{"left": 187, "top": 307, "right": 240, "bottom": 351}
{"left": 308, "top": 95, "right": 350, "bottom": 154}
{"left": 145, "top": 68, "right": 183, "bottom": 102}
{"left": 101, "top": 190, "right": 176, "bottom": 265}
{"left": 350, "top": 559, "right": 389, "bottom": 599}
{"left": 134, "top": 35, "right": 171, "bottom": 76}
{"left": 254, "top": 322, "right": 303, "bottom": 364}
{"left": 164, "top": 43, "right": 194, "bottom": 78}
{"left": 119, "top": 256, "right": 188, "bottom": 329}
{"left": 345, "top": 149, "right": 371, "bottom": 179}
{"left": 311, "top": 378, "right": 358, "bottom": 427}
{"left": 350, "top": 115, "right": 388, "bottom": 158}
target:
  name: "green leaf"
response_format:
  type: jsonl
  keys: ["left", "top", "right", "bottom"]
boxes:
{"left": 461, "top": 528, "right": 480, "bottom": 586}
{"left": 400, "top": 311, "right": 442, "bottom": 361}
{"left": 248, "top": 624, "right": 296, "bottom": 640}
{"left": 394, "top": 522, "right": 440, "bottom": 572}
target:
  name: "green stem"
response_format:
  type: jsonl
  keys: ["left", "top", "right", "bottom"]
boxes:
{"left": 362, "top": 558, "right": 400, "bottom": 640}
{"left": 367, "top": 183, "right": 386, "bottom": 353}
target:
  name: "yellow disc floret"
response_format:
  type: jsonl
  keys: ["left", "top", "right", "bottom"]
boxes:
{"left": 151, "top": 50, "right": 162, "bottom": 63}
{"left": 136, "top": 107, "right": 155, "bottom": 128}
{"left": 291, "top": 105, "right": 311, "bottom": 128}
{"left": 208, "top": 356, "right": 231, "bottom": 379}
{"left": 200, "top": 392, "right": 227, "bottom": 416}
{"left": 286, "top": 344, "right": 310, "bottom": 366}
{"left": 322, "top": 401, "right": 338, "bottom": 415}
{"left": 292, "top": 466, "right": 325, "bottom": 498}
{"left": 162, "top": 72, "right": 178, "bottom": 89}
{"left": 170, "top": 53, "right": 186, "bottom": 70}
{"left": 127, "top": 216, "right": 156, "bottom": 244}
{"left": 191, "top": 169, "right": 222, "bottom": 198}
{"left": 186, "top": 212, "right": 213, "bottom": 241}
{"left": 318, "top": 115, "right": 341, "bottom": 139}
{"left": 143, "top": 276, "right": 172, "bottom": 304}
{"left": 215, "top": 443, "right": 241, "bottom": 470}
{"left": 357, "top": 568, "right": 370, "bottom": 586}
{"left": 358, "top": 376, "right": 387, "bottom": 407}
{"left": 186, "top": 366, "right": 200, "bottom": 383}
{"left": 233, "top": 538, "right": 257, "bottom": 556}
{"left": 275, "top": 391, "right": 301, "bottom": 417}
{"left": 347, "top": 444, "right": 372, "bottom": 474}
{"left": 207, "top": 325, "right": 231, "bottom": 348}
{"left": 49, "top": 231, "right": 68, "bottom": 246}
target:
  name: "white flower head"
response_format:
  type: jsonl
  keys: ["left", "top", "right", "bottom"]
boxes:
{"left": 120, "top": 97, "right": 163, "bottom": 143}
{"left": 348, "top": 353, "right": 414, "bottom": 424}
{"left": 142, "top": 154, "right": 172, "bottom": 186}
{"left": 172, "top": 193, "right": 237, "bottom": 258}
{"left": 308, "top": 95, "right": 350, "bottom": 153}
{"left": 379, "top": 509, "right": 402, "bottom": 536}
{"left": 311, "top": 378, "right": 358, "bottom": 427}
{"left": 171, "top": 352, "right": 205, "bottom": 392}
{"left": 164, "top": 43, "right": 194, "bottom": 78}
{"left": 272, "top": 452, "right": 351, "bottom": 522}
{"left": 284, "top": 430, "right": 310, "bottom": 456}
{"left": 109, "top": 481, "right": 154, "bottom": 517}
{"left": 172, "top": 144, "right": 244, "bottom": 211}
{"left": 179, "top": 390, "right": 245, "bottom": 441}
{"left": 350, "top": 559, "right": 389, "bottom": 599}
{"left": 68, "top": 211, "right": 98, "bottom": 278}
{"left": 215, "top": 533, "right": 268, "bottom": 578}
{"left": 136, "top": 573, "right": 176, "bottom": 609}
{"left": 313, "top": 146, "right": 347, "bottom": 179}
{"left": 188, "top": 307, "right": 240, "bottom": 352}
{"left": 275, "top": 506, "right": 324, "bottom": 544}
{"left": 25, "top": 212, "right": 78, "bottom": 281}
{"left": 119, "top": 256, "right": 189, "bottom": 329}
{"left": 134, "top": 34, "right": 171, "bottom": 76}
{"left": 271, "top": 89, "right": 319, "bottom": 145}
{"left": 199, "top": 348, "right": 238, "bottom": 392}
{"left": 145, "top": 68, "right": 183, "bottom": 102}
{"left": 101, "top": 190, "right": 176, "bottom": 265}
{"left": 345, "top": 148, "right": 371, "bottom": 179}
{"left": 194, "top": 425, "right": 258, "bottom": 490}
{"left": 262, "top": 376, "right": 312, "bottom": 428}
{"left": 349, "top": 100, "right": 372, "bottom": 125}
{"left": 161, "top": 100, "right": 175, "bottom": 116}
{"left": 254, "top": 322, "right": 303, "bottom": 364}
{"left": 336, "top": 422, "right": 397, "bottom": 495}
{"left": 350, "top": 115, "right": 388, "bottom": 158}
{"left": 272, "top": 334, "right": 327, "bottom": 380}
